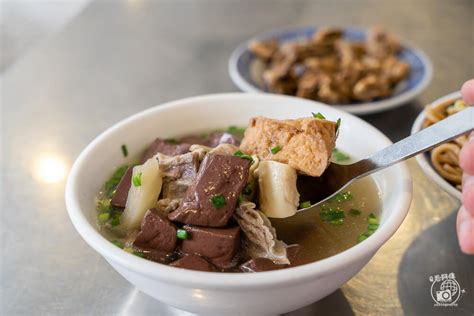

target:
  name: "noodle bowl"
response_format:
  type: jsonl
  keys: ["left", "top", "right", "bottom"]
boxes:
{"left": 423, "top": 98, "right": 469, "bottom": 190}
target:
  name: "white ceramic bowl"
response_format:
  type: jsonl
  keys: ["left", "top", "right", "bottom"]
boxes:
{"left": 411, "top": 91, "right": 462, "bottom": 200}
{"left": 65, "top": 93, "right": 412, "bottom": 315}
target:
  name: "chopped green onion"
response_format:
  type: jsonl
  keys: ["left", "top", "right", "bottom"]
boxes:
{"left": 349, "top": 208, "right": 361, "bottom": 216}
{"left": 176, "top": 229, "right": 189, "bottom": 240}
{"left": 368, "top": 223, "right": 379, "bottom": 231}
{"left": 98, "top": 212, "right": 110, "bottom": 222}
{"left": 299, "top": 201, "right": 312, "bottom": 209}
{"left": 357, "top": 213, "right": 379, "bottom": 243}
{"left": 97, "top": 198, "right": 111, "bottom": 212}
{"left": 165, "top": 138, "right": 178, "bottom": 144}
{"left": 104, "top": 165, "right": 129, "bottom": 196}
{"left": 368, "top": 213, "right": 378, "bottom": 225}
{"left": 111, "top": 214, "right": 121, "bottom": 227}
{"left": 111, "top": 240, "right": 124, "bottom": 248}
{"left": 357, "top": 233, "right": 369, "bottom": 243}
{"left": 332, "top": 148, "right": 350, "bottom": 162}
{"left": 132, "top": 172, "right": 142, "bottom": 187}
{"left": 271, "top": 145, "right": 282, "bottom": 155}
{"left": 210, "top": 194, "right": 226, "bottom": 209}
{"left": 336, "top": 118, "right": 341, "bottom": 131}
{"left": 243, "top": 183, "right": 253, "bottom": 196}
{"left": 234, "top": 150, "right": 253, "bottom": 161}
{"left": 312, "top": 112, "right": 326, "bottom": 119}
{"left": 227, "top": 126, "right": 246, "bottom": 136}
{"left": 330, "top": 218, "right": 344, "bottom": 225}
{"left": 133, "top": 251, "right": 145, "bottom": 258}
{"left": 320, "top": 207, "right": 345, "bottom": 224}
{"left": 121, "top": 144, "right": 128, "bottom": 157}
{"left": 329, "top": 191, "right": 353, "bottom": 203}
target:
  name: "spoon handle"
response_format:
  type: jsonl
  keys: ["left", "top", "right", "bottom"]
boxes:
{"left": 355, "top": 106, "right": 473, "bottom": 177}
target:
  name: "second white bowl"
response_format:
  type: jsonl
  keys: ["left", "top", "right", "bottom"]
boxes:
{"left": 411, "top": 91, "right": 462, "bottom": 200}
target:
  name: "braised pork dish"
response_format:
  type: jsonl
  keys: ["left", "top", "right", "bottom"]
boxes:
{"left": 249, "top": 27, "right": 410, "bottom": 104}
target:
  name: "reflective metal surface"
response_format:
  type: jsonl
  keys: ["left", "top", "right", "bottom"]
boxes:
{"left": 1, "top": 0, "right": 473, "bottom": 315}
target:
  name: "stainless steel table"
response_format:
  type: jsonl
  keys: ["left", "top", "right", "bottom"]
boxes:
{"left": 1, "top": 0, "right": 473, "bottom": 315}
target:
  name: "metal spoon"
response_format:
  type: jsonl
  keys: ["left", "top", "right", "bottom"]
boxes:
{"left": 298, "top": 106, "right": 474, "bottom": 212}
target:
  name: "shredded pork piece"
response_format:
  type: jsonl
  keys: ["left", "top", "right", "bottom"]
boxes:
{"left": 189, "top": 144, "right": 211, "bottom": 159}
{"left": 190, "top": 143, "right": 240, "bottom": 157}
{"left": 234, "top": 201, "right": 289, "bottom": 265}
{"left": 157, "top": 152, "right": 200, "bottom": 200}
{"left": 243, "top": 155, "right": 260, "bottom": 201}
{"left": 156, "top": 198, "right": 181, "bottom": 214}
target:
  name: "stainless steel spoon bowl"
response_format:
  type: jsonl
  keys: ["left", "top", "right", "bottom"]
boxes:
{"left": 298, "top": 106, "right": 473, "bottom": 212}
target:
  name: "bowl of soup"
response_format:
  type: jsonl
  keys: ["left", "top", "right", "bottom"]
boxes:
{"left": 65, "top": 93, "right": 412, "bottom": 315}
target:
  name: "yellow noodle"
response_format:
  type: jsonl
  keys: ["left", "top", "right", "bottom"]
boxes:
{"left": 444, "top": 150, "right": 459, "bottom": 164}
{"left": 424, "top": 107, "right": 443, "bottom": 125}
{"left": 425, "top": 100, "right": 452, "bottom": 123}
{"left": 454, "top": 135, "right": 468, "bottom": 147}
{"left": 423, "top": 97, "right": 468, "bottom": 191}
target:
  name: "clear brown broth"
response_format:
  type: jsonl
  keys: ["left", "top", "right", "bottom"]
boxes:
{"left": 271, "top": 176, "right": 380, "bottom": 264}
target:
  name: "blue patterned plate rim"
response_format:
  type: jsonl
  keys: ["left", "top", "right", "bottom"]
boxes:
{"left": 229, "top": 26, "right": 433, "bottom": 115}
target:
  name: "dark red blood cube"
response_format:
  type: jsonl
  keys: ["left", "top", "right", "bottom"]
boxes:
{"left": 141, "top": 138, "right": 191, "bottom": 163}
{"left": 110, "top": 166, "right": 133, "bottom": 208}
{"left": 134, "top": 208, "right": 177, "bottom": 253}
{"left": 181, "top": 225, "right": 240, "bottom": 269}
{"left": 170, "top": 254, "right": 214, "bottom": 272}
{"left": 168, "top": 154, "right": 251, "bottom": 227}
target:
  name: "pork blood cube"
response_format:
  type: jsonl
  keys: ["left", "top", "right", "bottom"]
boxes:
{"left": 170, "top": 254, "right": 214, "bottom": 272}
{"left": 134, "top": 208, "right": 177, "bottom": 253}
{"left": 181, "top": 225, "right": 240, "bottom": 269}
{"left": 110, "top": 166, "right": 133, "bottom": 208}
{"left": 168, "top": 154, "right": 251, "bottom": 227}
{"left": 141, "top": 138, "right": 191, "bottom": 163}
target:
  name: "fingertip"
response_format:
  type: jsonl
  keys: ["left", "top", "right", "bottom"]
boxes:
{"left": 460, "top": 139, "right": 474, "bottom": 174}
{"left": 459, "top": 220, "right": 474, "bottom": 255}
{"left": 456, "top": 208, "right": 474, "bottom": 254}
{"left": 462, "top": 178, "right": 474, "bottom": 216}
{"left": 461, "top": 79, "right": 474, "bottom": 104}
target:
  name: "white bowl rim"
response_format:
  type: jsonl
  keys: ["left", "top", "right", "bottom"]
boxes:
{"left": 66, "top": 92, "right": 412, "bottom": 289}
{"left": 411, "top": 91, "right": 462, "bottom": 200}
{"left": 228, "top": 25, "right": 433, "bottom": 115}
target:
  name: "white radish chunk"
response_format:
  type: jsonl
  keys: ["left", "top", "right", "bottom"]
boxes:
{"left": 119, "top": 157, "right": 163, "bottom": 232}
{"left": 255, "top": 160, "right": 299, "bottom": 218}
